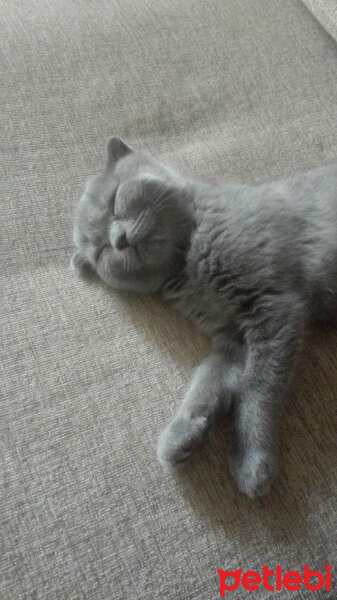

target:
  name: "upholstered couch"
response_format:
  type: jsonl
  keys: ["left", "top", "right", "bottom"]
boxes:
{"left": 1, "top": 1, "right": 336, "bottom": 598}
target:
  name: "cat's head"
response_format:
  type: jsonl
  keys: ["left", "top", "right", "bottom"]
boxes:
{"left": 71, "top": 137, "right": 194, "bottom": 292}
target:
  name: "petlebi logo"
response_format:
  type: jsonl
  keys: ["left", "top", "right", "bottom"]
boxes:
{"left": 217, "top": 565, "right": 333, "bottom": 596}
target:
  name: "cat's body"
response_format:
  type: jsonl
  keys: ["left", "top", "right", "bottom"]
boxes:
{"left": 72, "top": 137, "right": 337, "bottom": 498}
{"left": 165, "top": 171, "right": 337, "bottom": 331}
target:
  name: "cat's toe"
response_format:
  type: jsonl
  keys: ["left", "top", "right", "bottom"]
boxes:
{"left": 229, "top": 451, "right": 278, "bottom": 499}
{"left": 157, "top": 415, "right": 208, "bottom": 468}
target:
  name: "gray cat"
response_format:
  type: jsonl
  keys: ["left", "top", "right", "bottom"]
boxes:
{"left": 71, "top": 136, "right": 337, "bottom": 498}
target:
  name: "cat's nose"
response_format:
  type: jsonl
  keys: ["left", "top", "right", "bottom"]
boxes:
{"left": 115, "top": 230, "right": 128, "bottom": 250}
{"left": 110, "top": 223, "right": 129, "bottom": 250}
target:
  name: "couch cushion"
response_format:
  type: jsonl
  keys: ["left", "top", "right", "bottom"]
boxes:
{"left": 303, "top": 0, "right": 337, "bottom": 42}
{"left": 1, "top": 1, "right": 337, "bottom": 598}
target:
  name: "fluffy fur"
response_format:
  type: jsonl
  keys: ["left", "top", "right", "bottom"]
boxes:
{"left": 72, "top": 136, "right": 337, "bottom": 498}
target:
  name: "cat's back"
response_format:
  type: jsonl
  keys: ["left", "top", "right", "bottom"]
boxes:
{"left": 174, "top": 164, "right": 337, "bottom": 330}
{"left": 193, "top": 163, "right": 337, "bottom": 267}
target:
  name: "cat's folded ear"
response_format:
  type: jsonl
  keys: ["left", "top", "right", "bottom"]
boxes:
{"left": 70, "top": 250, "right": 94, "bottom": 277}
{"left": 106, "top": 136, "right": 133, "bottom": 168}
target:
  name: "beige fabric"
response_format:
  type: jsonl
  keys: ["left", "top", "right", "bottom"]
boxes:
{"left": 303, "top": 0, "right": 337, "bottom": 42}
{"left": 1, "top": 1, "right": 337, "bottom": 598}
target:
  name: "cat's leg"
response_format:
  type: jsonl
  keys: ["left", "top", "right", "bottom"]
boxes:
{"left": 228, "top": 300, "right": 305, "bottom": 499}
{"left": 158, "top": 347, "right": 243, "bottom": 467}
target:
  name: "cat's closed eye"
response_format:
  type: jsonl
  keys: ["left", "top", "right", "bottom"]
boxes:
{"left": 108, "top": 186, "right": 118, "bottom": 211}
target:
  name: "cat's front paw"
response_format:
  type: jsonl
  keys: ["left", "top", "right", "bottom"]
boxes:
{"left": 157, "top": 415, "right": 208, "bottom": 468}
{"left": 229, "top": 451, "right": 278, "bottom": 499}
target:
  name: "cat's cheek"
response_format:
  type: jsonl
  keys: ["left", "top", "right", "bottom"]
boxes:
{"left": 70, "top": 251, "right": 94, "bottom": 277}
{"left": 97, "top": 264, "right": 113, "bottom": 286}
{"left": 96, "top": 258, "right": 123, "bottom": 289}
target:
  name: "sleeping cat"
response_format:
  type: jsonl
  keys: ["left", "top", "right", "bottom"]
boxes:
{"left": 71, "top": 136, "right": 337, "bottom": 498}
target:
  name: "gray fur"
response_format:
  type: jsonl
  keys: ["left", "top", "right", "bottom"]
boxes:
{"left": 72, "top": 136, "right": 337, "bottom": 498}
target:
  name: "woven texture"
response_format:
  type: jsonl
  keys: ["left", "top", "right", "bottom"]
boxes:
{"left": 303, "top": 0, "right": 337, "bottom": 42}
{"left": 1, "top": 1, "right": 337, "bottom": 598}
